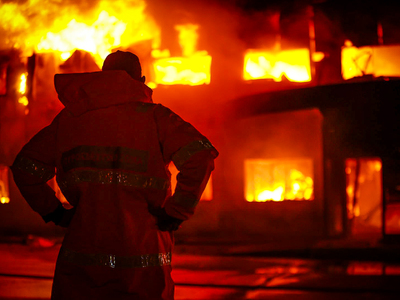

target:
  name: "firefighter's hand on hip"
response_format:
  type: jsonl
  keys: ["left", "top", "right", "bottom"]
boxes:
{"left": 148, "top": 205, "right": 183, "bottom": 231}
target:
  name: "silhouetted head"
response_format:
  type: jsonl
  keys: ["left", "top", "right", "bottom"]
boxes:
{"left": 102, "top": 50, "right": 145, "bottom": 83}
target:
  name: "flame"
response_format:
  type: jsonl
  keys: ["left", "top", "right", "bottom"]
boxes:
{"left": 37, "top": 11, "right": 127, "bottom": 67}
{"left": 1, "top": 197, "right": 10, "bottom": 204}
{"left": 245, "top": 159, "right": 314, "bottom": 202}
{"left": 244, "top": 49, "right": 311, "bottom": 82}
{"left": 19, "top": 73, "right": 27, "bottom": 94}
{"left": 151, "top": 24, "right": 211, "bottom": 87}
{"left": 17, "top": 73, "right": 29, "bottom": 108}
{"left": 0, "top": 0, "right": 160, "bottom": 67}
{"left": 1, "top": 1, "right": 211, "bottom": 87}
{"left": 341, "top": 39, "right": 400, "bottom": 80}
{"left": 0, "top": 167, "right": 10, "bottom": 204}
{"left": 345, "top": 158, "right": 382, "bottom": 221}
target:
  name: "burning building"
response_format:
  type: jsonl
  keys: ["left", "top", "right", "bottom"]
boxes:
{"left": 1, "top": 0, "right": 400, "bottom": 243}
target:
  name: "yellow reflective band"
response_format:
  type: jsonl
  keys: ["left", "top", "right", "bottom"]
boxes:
{"left": 172, "top": 139, "right": 216, "bottom": 168}
{"left": 59, "top": 247, "right": 171, "bottom": 268}
{"left": 12, "top": 155, "right": 55, "bottom": 182}
{"left": 60, "top": 169, "right": 169, "bottom": 190}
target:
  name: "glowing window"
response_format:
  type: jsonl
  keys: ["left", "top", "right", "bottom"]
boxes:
{"left": 0, "top": 166, "right": 10, "bottom": 204}
{"left": 341, "top": 40, "right": 400, "bottom": 80}
{"left": 243, "top": 48, "right": 311, "bottom": 82}
{"left": 169, "top": 163, "right": 213, "bottom": 201}
{"left": 244, "top": 158, "right": 314, "bottom": 202}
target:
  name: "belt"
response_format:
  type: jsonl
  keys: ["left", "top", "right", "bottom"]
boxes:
{"left": 59, "top": 247, "right": 171, "bottom": 269}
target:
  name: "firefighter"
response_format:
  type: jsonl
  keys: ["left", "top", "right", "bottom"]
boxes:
{"left": 10, "top": 50, "right": 218, "bottom": 300}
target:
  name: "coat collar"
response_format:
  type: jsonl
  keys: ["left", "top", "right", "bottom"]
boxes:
{"left": 54, "top": 70, "right": 153, "bottom": 116}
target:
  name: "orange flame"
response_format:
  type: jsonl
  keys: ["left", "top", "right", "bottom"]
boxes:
{"left": 0, "top": 166, "right": 10, "bottom": 204}
{"left": 37, "top": 11, "right": 127, "bottom": 67}
{"left": 345, "top": 158, "right": 382, "bottom": 220}
{"left": 151, "top": 24, "right": 211, "bottom": 87}
{"left": 0, "top": 0, "right": 160, "bottom": 67}
{"left": 1, "top": 1, "right": 211, "bottom": 87}
{"left": 244, "top": 49, "right": 311, "bottom": 82}
{"left": 245, "top": 159, "right": 314, "bottom": 202}
{"left": 341, "top": 39, "right": 400, "bottom": 80}
{"left": 18, "top": 73, "right": 29, "bottom": 108}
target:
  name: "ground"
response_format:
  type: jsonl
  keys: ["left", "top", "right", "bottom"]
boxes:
{"left": 0, "top": 236, "right": 399, "bottom": 299}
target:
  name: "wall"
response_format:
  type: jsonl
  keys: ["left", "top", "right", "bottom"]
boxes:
{"left": 216, "top": 108, "right": 324, "bottom": 241}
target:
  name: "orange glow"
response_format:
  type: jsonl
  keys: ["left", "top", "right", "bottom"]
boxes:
{"left": 151, "top": 24, "right": 211, "bottom": 87}
{"left": 0, "top": 0, "right": 160, "bottom": 67}
{"left": 169, "top": 163, "right": 213, "bottom": 201}
{"left": 1, "top": 2, "right": 212, "bottom": 87}
{"left": 18, "top": 96, "right": 29, "bottom": 107}
{"left": 37, "top": 11, "right": 127, "bottom": 67}
{"left": 47, "top": 178, "right": 73, "bottom": 210}
{"left": 347, "top": 262, "right": 384, "bottom": 276}
{"left": 18, "top": 73, "right": 29, "bottom": 107}
{"left": 243, "top": 49, "right": 311, "bottom": 82}
{"left": 18, "top": 73, "right": 27, "bottom": 94}
{"left": 345, "top": 158, "right": 382, "bottom": 232}
{"left": 0, "top": 166, "right": 10, "bottom": 204}
{"left": 342, "top": 40, "right": 400, "bottom": 80}
{"left": 244, "top": 159, "right": 314, "bottom": 202}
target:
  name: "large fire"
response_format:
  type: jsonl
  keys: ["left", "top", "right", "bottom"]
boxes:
{"left": 37, "top": 11, "right": 127, "bottom": 67}
{"left": 0, "top": 0, "right": 211, "bottom": 87}
{"left": 243, "top": 48, "right": 311, "bottom": 82}
{"left": 244, "top": 159, "right": 314, "bottom": 202}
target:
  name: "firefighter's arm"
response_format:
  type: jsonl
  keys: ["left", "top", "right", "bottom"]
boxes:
{"left": 154, "top": 104, "right": 219, "bottom": 222}
{"left": 10, "top": 116, "right": 68, "bottom": 225}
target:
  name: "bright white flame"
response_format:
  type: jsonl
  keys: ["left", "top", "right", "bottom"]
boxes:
{"left": 19, "top": 73, "right": 27, "bottom": 94}
{"left": 18, "top": 96, "right": 29, "bottom": 106}
{"left": 37, "top": 11, "right": 127, "bottom": 67}
{"left": 0, "top": 197, "right": 10, "bottom": 204}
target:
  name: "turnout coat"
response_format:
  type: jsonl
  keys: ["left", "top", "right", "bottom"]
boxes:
{"left": 11, "top": 70, "right": 218, "bottom": 299}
